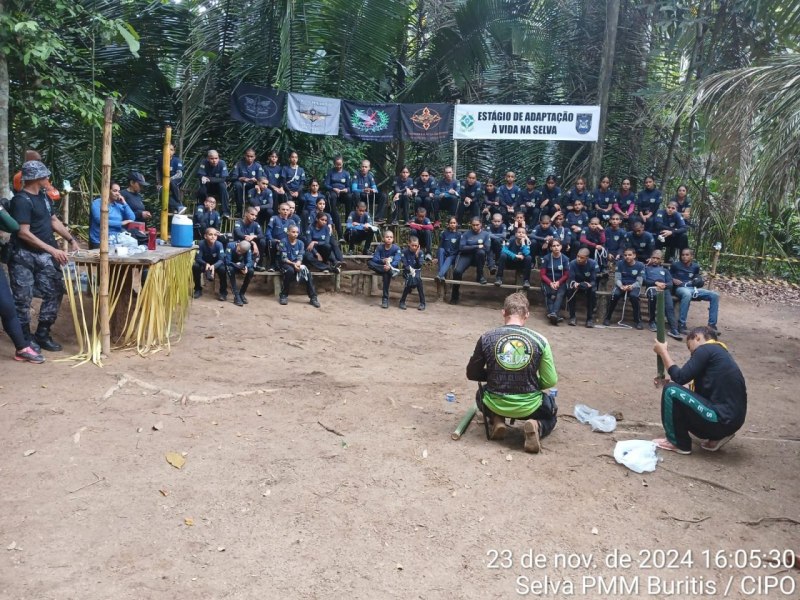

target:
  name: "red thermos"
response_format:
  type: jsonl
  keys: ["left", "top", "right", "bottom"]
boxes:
{"left": 147, "top": 227, "right": 157, "bottom": 251}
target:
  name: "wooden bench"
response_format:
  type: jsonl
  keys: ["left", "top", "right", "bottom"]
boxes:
{"left": 594, "top": 289, "right": 698, "bottom": 320}
{"left": 249, "top": 269, "right": 342, "bottom": 295}
{"left": 437, "top": 276, "right": 537, "bottom": 302}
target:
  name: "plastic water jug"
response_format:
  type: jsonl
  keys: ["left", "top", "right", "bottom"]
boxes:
{"left": 170, "top": 214, "right": 193, "bottom": 247}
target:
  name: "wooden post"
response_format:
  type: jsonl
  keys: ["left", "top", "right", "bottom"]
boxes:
{"left": 656, "top": 290, "right": 665, "bottom": 381}
{"left": 99, "top": 98, "right": 115, "bottom": 356}
{"left": 708, "top": 246, "right": 721, "bottom": 289}
{"left": 453, "top": 100, "right": 459, "bottom": 177}
{"left": 160, "top": 126, "right": 172, "bottom": 241}
{"left": 60, "top": 190, "right": 70, "bottom": 251}
{"left": 62, "top": 190, "right": 70, "bottom": 226}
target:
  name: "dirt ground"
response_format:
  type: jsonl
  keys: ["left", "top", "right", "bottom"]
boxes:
{"left": 1, "top": 283, "right": 799, "bottom": 599}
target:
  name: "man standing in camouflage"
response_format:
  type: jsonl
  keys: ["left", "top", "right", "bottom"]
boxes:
{"left": 8, "top": 160, "right": 78, "bottom": 352}
{"left": 466, "top": 292, "right": 559, "bottom": 453}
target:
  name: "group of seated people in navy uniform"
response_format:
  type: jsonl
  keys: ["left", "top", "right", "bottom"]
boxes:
{"left": 187, "top": 150, "right": 718, "bottom": 333}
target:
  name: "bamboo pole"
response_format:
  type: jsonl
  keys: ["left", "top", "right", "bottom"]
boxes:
{"left": 99, "top": 97, "right": 115, "bottom": 356}
{"left": 160, "top": 125, "right": 172, "bottom": 241}
{"left": 451, "top": 405, "right": 477, "bottom": 440}
{"left": 708, "top": 246, "right": 721, "bottom": 290}
{"left": 656, "top": 289, "right": 665, "bottom": 380}
{"left": 452, "top": 100, "right": 459, "bottom": 178}
{"left": 60, "top": 189, "right": 70, "bottom": 251}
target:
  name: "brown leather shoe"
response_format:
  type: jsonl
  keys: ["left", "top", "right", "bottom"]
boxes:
{"left": 489, "top": 419, "right": 508, "bottom": 440}
{"left": 523, "top": 420, "right": 540, "bottom": 453}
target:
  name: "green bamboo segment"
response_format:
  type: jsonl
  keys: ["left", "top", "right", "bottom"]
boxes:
{"left": 451, "top": 405, "right": 478, "bottom": 440}
{"left": 656, "top": 289, "right": 666, "bottom": 380}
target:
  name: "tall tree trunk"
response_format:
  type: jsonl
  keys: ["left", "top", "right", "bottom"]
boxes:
{"left": 662, "top": 1, "right": 707, "bottom": 186}
{"left": 589, "top": 0, "right": 620, "bottom": 187}
{"left": 0, "top": 0, "right": 10, "bottom": 199}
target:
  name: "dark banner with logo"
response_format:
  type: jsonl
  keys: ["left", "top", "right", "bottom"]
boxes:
{"left": 340, "top": 101, "right": 400, "bottom": 142}
{"left": 399, "top": 103, "right": 453, "bottom": 142}
{"left": 230, "top": 84, "right": 286, "bottom": 128}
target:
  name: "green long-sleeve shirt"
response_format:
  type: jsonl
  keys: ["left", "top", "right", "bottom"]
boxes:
{"left": 0, "top": 207, "right": 20, "bottom": 234}
{"left": 466, "top": 324, "right": 558, "bottom": 418}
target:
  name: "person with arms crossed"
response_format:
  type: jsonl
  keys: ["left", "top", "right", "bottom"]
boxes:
{"left": 196, "top": 150, "right": 230, "bottom": 216}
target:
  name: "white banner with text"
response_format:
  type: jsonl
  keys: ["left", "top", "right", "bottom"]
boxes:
{"left": 453, "top": 104, "right": 600, "bottom": 141}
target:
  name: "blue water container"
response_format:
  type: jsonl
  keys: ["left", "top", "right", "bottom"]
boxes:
{"left": 170, "top": 214, "right": 194, "bottom": 247}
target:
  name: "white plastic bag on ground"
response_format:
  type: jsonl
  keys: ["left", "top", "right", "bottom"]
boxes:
{"left": 573, "top": 403, "right": 617, "bottom": 432}
{"left": 614, "top": 440, "right": 658, "bottom": 473}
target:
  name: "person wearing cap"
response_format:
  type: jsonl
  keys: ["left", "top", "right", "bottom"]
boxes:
{"left": 196, "top": 150, "right": 231, "bottom": 216}
{"left": 89, "top": 182, "right": 136, "bottom": 249}
{"left": 121, "top": 172, "right": 152, "bottom": 223}
{"left": 12, "top": 150, "right": 60, "bottom": 203}
{"left": 8, "top": 160, "right": 79, "bottom": 352}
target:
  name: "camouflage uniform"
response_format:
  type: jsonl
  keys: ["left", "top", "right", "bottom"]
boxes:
{"left": 9, "top": 247, "right": 64, "bottom": 326}
{"left": 9, "top": 160, "right": 67, "bottom": 351}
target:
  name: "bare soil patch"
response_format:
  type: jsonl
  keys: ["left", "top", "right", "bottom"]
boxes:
{"left": 1, "top": 287, "right": 798, "bottom": 599}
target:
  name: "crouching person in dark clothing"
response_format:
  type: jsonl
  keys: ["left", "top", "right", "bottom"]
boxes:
{"left": 466, "top": 292, "right": 559, "bottom": 454}
{"left": 652, "top": 326, "right": 747, "bottom": 455}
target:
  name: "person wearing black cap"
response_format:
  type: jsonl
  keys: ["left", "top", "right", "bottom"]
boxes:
{"left": 8, "top": 160, "right": 79, "bottom": 352}
{"left": 121, "top": 172, "right": 152, "bottom": 223}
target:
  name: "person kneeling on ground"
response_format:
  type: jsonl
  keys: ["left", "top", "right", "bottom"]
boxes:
{"left": 466, "top": 292, "right": 558, "bottom": 454}
{"left": 652, "top": 326, "right": 747, "bottom": 454}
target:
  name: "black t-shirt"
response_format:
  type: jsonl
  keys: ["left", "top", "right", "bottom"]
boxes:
{"left": 667, "top": 343, "right": 747, "bottom": 426}
{"left": 10, "top": 190, "right": 57, "bottom": 251}
{"left": 121, "top": 189, "right": 147, "bottom": 222}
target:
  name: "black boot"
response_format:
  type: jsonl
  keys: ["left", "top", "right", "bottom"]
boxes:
{"left": 22, "top": 324, "right": 41, "bottom": 353}
{"left": 34, "top": 322, "right": 63, "bottom": 352}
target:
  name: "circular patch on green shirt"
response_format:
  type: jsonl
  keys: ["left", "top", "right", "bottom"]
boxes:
{"left": 495, "top": 334, "right": 534, "bottom": 371}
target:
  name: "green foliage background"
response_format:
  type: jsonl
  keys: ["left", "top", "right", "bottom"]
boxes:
{"left": 2, "top": 0, "right": 798, "bottom": 277}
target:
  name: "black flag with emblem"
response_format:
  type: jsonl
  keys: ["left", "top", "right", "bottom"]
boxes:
{"left": 399, "top": 103, "right": 453, "bottom": 142}
{"left": 340, "top": 101, "right": 400, "bottom": 142}
{"left": 230, "top": 84, "right": 286, "bottom": 128}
